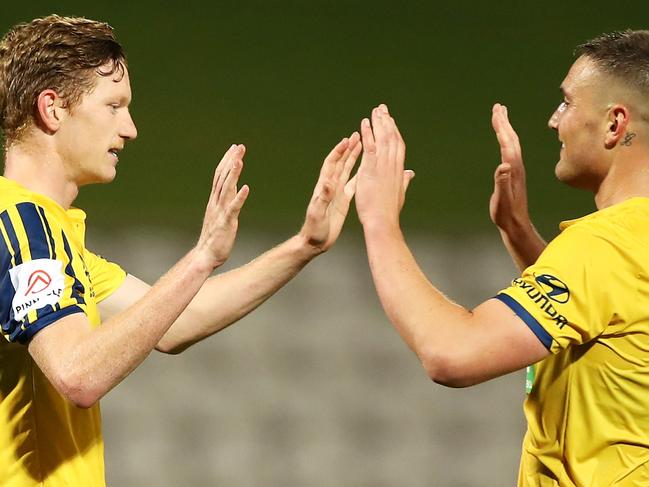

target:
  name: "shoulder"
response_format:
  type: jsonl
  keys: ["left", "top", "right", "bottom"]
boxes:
{"left": 559, "top": 198, "right": 649, "bottom": 246}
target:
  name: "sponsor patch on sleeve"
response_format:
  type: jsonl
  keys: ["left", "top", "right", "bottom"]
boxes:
{"left": 8, "top": 259, "right": 65, "bottom": 322}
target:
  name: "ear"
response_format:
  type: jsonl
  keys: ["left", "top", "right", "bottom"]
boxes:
{"left": 35, "top": 90, "right": 64, "bottom": 134}
{"left": 604, "top": 105, "right": 630, "bottom": 149}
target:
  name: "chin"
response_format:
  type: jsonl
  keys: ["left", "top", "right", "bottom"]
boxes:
{"left": 99, "top": 169, "right": 117, "bottom": 184}
{"left": 554, "top": 160, "right": 565, "bottom": 180}
{"left": 79, "top": 169, "right": 117, "bottom": 186}
{"left": 555, "top": 164, "right": 595, "bottom": 191}
{"left": 555, "top": 161, "right": 577, "bottom": 186}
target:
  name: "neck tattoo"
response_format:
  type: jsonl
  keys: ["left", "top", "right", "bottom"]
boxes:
{"left": 621, "top": 132, "right": 636, "bottom": 146}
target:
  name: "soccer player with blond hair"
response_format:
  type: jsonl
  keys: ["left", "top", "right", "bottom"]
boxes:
{"left": 0, "top": 15, "right": 360, "bottom": 486}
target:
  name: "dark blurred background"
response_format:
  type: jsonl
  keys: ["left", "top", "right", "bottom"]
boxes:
{"left": 6, "top": 0, "right": 645, "bottom": 238}
{"left": 3, "top": 2, "right": 649, "bottom": 486}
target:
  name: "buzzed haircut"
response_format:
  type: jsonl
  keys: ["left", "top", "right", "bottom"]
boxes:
{"left": 0, "top": 14, "right": 126, "bottom": 146}
{"left": 576, "top": 30, "right": 649, "bottom": 95}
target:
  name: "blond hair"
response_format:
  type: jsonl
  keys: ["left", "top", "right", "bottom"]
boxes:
{"left": 0, "top": 14, "right": 126, "bottom": 146}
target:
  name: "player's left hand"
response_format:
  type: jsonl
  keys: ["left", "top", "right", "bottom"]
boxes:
{"left": 298, "top": 132, "right": 362, "bottom": 253}
{"left": 489, "top": 103, "right": 531, "bottom": 234}
{"left": 355, "top": 104, "right": 415, "bottom": 230}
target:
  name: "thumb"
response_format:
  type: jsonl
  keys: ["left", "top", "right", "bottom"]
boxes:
{"left": 494, "top": 163, "right": 511, "bottom": 190}
{"left": 344, "top": 174, "right": 358, "bottom": 198}
{"left": 493, "top": 163, "right": 515, "bottom": 201}
{"left": 403, "top": 169, "right": 415, "bottom": 193}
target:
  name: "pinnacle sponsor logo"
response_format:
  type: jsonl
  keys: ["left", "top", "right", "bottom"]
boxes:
{"left": 14, "top": 288, "right": 63, "bottom": 316}
{"left": 9, "top": 259, "right": 66, "bottom": 321}
{"left": 512, "top": 277, "right": 569, "bottom": 329}
{"left": 25, "top": 270, "right": 52, "bottom": 296}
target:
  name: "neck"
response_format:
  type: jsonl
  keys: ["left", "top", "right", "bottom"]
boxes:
{"left": 594, "top": 150, "right": 649, "bottom": 209}
{"left": 3, "top": 140, "right": 79, "bottom": 209}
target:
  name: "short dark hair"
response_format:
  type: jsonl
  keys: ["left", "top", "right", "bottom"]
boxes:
{"left": 575, "top": 30, "right": 649, "bottom": 96}
{"left": 0, "top": 14, "right": 126, "bottom": 146}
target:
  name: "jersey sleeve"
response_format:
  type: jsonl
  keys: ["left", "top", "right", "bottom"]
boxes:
{"left": 0, "top": 203, "right": 85, "bottom": 344}
{"left": 83, "top": 249, "right": 126, "bottom": 303}
{"left": 495, "top": 225, "right": 626, "bottom": 353}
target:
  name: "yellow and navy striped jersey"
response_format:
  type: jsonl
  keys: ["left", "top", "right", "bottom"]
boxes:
{"left": 496, "top": 197, "right": 649, "bottom": 487}
{"left": 0, "top": 176, "right": 126, "bottom": 486}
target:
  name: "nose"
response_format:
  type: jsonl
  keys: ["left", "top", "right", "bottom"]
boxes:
{"left": 121, "top": 110, "right": 138, "bottom": 140}
{"left": 548, "top": 107, "right": 559, "bottom": 131}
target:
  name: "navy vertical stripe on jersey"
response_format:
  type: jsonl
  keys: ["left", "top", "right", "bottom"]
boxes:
{"left": 0, "top": 233, "right": 13, "bottom": 335}
{"left": 37, "top": 206, "right": 56, "bottom": 259}
{"left": 34, "top": 205, "right": 61, "bottom": 319}
{"left": 17, "top": 202, "right": 51, "bottom": 260}
{"left": 61, "top": 231, "right": 86, "bottom": 306}
{"left": 0, "top": 220, "right": 11, "bottom": 278}
{"left": 0, "top": 210, "right": 22, "bottom": 265}
{"left": 17, "top": 203, "right": 57, "bottom": 320}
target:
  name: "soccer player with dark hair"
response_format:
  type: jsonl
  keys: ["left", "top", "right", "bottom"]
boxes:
{"left": 0, "top": 15, "right": 360, "bottom": 486}
{"left": 355, "top": 30, "right": 649, "bottom": 486}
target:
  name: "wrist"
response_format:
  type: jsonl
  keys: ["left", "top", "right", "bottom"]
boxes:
{"left": 497, "top": 214, "right": 533, "bottom": 238}
{"left": 187, "top": 245, "right": 226, "bottom": 274}
{"left": 360, "top": 211, "right": 400, "bottom": 233}
{"left": 362, "top": 218, "right": 402, "bottom": 241}
{"left": 289, "top": 233, "right": 324, "bottom": 262}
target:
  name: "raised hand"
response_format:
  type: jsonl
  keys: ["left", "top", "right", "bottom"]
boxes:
{"left": 196, "top": 144, "right": 249, "bottom": 268}
{"left": 489, "top": 103, "right": 531, "bottom": 232}
{"left": 355, "top": 104, "right": 415, "bottom": 229}
{"left": 299, "top": 132, "right": 362, "bottom": 252}
{"left": 490, "top": 104, "right": 546, "bottom": 270}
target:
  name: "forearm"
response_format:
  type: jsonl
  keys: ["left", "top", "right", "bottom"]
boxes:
{"left": 62, "top": 248, "right": 213, "bottom": 405}
{"left": 157, "top": 235, "right": 320, "bottom": 353}
{"left": 497, "top": 220, "right": 546, "bottom": 272}
{"left": 362, "top": 223, "right": 473, "bottom": 368}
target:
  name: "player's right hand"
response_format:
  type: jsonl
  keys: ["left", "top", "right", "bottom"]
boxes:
{"left": 355, "top": 104, "right": 415, "bottom": 230}
{"left": 196, "top": 144, "right": 249, "bottom": 269}
{"left": 489, "top": 104, "right": 531, "bottom": 234}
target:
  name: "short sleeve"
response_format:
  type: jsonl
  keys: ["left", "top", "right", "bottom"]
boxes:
{"left": 495, "top": 226, "right": 626, "bottom": 353}
{"left": 83, "top": 249, "right": 126, "bottom": 303}
{"left": 0, "top": 203, "right": 85, "bottom": 344}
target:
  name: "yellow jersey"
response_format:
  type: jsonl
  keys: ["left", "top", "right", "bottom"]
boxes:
{"left": 0, "top": 177, "right": 126, "bottom": 486}
{"left": 496, "top": 197, "right": 649, "bottom": 486}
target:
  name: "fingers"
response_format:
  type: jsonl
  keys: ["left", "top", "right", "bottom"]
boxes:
{"left": 390, "top": 107, "right": 407, "bottom": 166}
{"left": 340, "top": 132, "right": 362, "bottom": 183}
{"left": 369, "top": 104, "right": 405, "bottom": 174}
{"left": 220, "top": 157, "right": 244, "bottom": 202}
{"left": 207, "top": 144, "right": 248, "bottom": 219}
{"left": 313, "top": 131, "right": 361, "bottom": 205}
{"left": 213, "top": 144, "right": 245, "bottom": 198}
{"left": 381, "top": 104, "right": 405, "bottom": 173}
{"left": 491, "top": 104, "right": 522, "bottom": 167}
{"left": 331, "top": 132, "right": 360, "bottom": 182}
{"left": 371, "top": 106, "right": 389, "bottom": 144}
{"left": 321, "top": 137, "right": 350, "bottom": 181}
{"left": 360, "top": 118, "right": 376, "bottom": 161}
